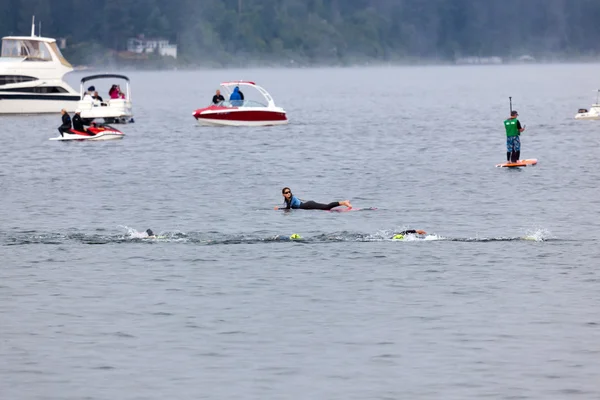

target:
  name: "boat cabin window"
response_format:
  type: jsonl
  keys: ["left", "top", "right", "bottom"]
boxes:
{"left": 1, "top": 39, "right": 52, "bottom": 61}
{"left": 0, "top": 86, "right": 68, "bottom": 93}
{"left": 48, "top": 42, "right": 72, "bottom": 68}
{"left": 0, "top": 75, "right": 37, "bottom": 86}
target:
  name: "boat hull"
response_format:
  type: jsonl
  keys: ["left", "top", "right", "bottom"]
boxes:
{"left": 196, "top": 117, "right": 288, "bottom": 127}
{"left": 575, "top": 105, "right": 600, "bottom": 120}
{"left": 0, "top": 94, "right": 80, "bottom": 114}
{"left": 78, "top": 97, "right": 134, "bottom": 124}
{"left": 575, "top": 113, "right": 600, "bottom": 120}
{"left": 194, "top": 109, "right": 288, "bottom": 127}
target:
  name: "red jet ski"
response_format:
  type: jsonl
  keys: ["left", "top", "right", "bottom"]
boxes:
{"left": 50, "top": 124, "right": 125, "bottom": 141}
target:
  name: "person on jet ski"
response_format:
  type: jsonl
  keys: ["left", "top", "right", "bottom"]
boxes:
{"left": 72, "top": 109, "right": 88, "bottom": 133}
{"left": 58, "top": 109, "right": 71, "bottom": 137}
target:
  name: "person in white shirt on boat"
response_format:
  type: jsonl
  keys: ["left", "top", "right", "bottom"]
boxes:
{"left": 82, "top": 85, "right": 95, "bottom": 101}
{"left": 82, "top": 85, "right": 103, "bottom": 107}
{"left": 93, "top": 91, "right": 107, "bottom": 106}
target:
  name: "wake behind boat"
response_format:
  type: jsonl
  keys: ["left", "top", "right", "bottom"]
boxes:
{"left": 49, "top": 124, "right": 124, "bottom": 141}
{"left": 193, "top": 81, "right": 288, "bottom": 127}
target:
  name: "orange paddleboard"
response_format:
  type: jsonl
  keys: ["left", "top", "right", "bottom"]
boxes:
{"left": 496, "top": 159, "right": 538, "bottom": 168}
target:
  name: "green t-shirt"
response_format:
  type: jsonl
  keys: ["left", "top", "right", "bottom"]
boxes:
{"left": 504, "top": 118, "right": 520, "bottom": 137}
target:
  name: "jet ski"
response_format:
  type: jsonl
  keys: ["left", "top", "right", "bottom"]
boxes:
{"left": 49, "top": 124, "right": 125, "bottom": 141}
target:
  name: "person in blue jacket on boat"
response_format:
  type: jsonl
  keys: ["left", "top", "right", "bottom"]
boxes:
{"left": 274, "top": 187, "right": 352, "bottom": 210}
{"left": 229, "top": 86, "right": 244, "bottom": 106}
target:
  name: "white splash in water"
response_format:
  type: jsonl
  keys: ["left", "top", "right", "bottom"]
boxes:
{"left": 364, "top": 229, "right": 395, "bottom": 241}
{"left": 422, "top": 234, "right": 443, "bottom": 241}
{"left": 118, "top": 225, "right": 151, "bottom": 239}
{"left": 523, "top": 228, "right": 552, "bottom": 242}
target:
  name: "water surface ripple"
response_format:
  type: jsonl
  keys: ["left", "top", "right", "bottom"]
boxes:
{"left": 2, "top": 65, "right": 600, "bottom": 399}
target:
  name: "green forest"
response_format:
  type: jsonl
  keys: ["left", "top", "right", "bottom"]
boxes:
{"left": 2, "top": 0, "right": 600, "bottom": 67}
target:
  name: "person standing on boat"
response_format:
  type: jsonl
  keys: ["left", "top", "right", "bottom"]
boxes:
{"left": 229, "top": 86, "right": 243, "bottom": 106}
{"left": 58, "top": 109, "right": 72, "bottom": 137}
{"left": 504, "top": 110, "right": 525, "bottom": 163}
{"left": 212, "top": 89, "right": 225, "bottom": 104}
{"left": 82, "top": 86, "right": 95, "bottom": 101}
{"left": 109, "top": 85, "right": 119, "bottom": 99}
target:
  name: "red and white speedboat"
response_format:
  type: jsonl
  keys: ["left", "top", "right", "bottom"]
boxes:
{"left": 193, "top": 81, "right": 288, "bottom": 127}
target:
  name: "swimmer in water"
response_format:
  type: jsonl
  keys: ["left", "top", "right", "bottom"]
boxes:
{"left": 274, "top": 187, "right": 352, "bottom": 210}
{"left": 145, "top": 229, "right": 156, "bottom": 238}
{"left": 392, "top": 230, "right": 427, "bottom": 240}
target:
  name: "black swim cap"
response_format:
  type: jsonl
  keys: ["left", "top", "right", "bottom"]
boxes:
{"left": 146, "top": 229, "right": 154, "bottom": 236}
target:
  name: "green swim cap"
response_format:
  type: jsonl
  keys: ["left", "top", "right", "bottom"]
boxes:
{"left": 392, "top": 234, "right": 404, "bottom": 240}
{"left": 289, "top": 233, "right": 302, "bottom": 240}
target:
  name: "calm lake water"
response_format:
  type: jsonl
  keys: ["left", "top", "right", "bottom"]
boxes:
{"left": 2, "top": 64, "right": 600, "bottom": 399}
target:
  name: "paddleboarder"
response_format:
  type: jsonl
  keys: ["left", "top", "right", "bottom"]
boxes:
{"left": 504, "top": 110, "right": 525, "bottom": 163}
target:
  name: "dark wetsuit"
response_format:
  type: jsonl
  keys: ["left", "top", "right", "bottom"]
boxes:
{"left": 285, "top": 195, "right": 341, "bottom": 210}
{"left": 212, "top": 94, "right": 225, "bottom": 104}
{"left": 299, "top": 201, "right": 341, "bottom": 210}
{"left": 397, "top": 230, "right": 419, "bottom": 235}
{"left": 72, "top": 114, "right": 86, "bottom": 132}
{"left": 58, "top": 113, "right": 71, "bottom": 136}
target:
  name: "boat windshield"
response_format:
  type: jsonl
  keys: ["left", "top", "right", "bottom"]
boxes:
{"left": 215, "top": 99, "right": 267, "bottom": 108}
{"left": 1, "top": 39, "right": 52, "bottom": 61}
{"left": 48, "top": 42, "right": 72, "bottom": 68}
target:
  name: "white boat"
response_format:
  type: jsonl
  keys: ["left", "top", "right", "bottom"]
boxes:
{"left": 575, "top": 90, "right": 600, "bottom": 120}
{"left": 192, "top": 81, "right": 288, "bottom": 127}
{"left": 0, "top": 17, "right": 79, "bottom": 114}
{"left": 77, "top": 74, "right": 134, "bottom": 124}
{"left": 49, "top": 125, "right": 125, "bottom": 141}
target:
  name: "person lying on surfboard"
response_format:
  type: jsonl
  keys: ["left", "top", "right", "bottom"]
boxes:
{"left": 274, "top": 187, "right": 352, "bottom": 210}
{"left": 392, "top": 230, "right": 427, "bottom": 240}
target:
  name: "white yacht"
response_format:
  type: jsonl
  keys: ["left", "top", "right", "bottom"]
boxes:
{"left": 0, "top": 17, "right": 79, "bottom": 114}
{"left": 575, "top": 90, "right": 600, "bottom": 120}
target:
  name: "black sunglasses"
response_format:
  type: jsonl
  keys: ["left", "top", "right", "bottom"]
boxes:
{"left": 283, "top": 191, "right": 291, "bottom": 194}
